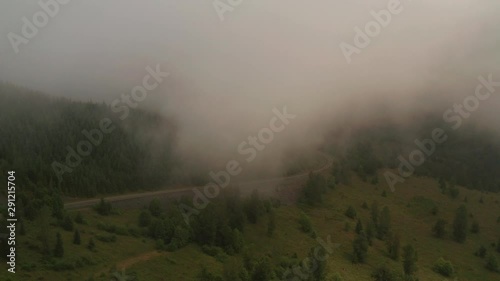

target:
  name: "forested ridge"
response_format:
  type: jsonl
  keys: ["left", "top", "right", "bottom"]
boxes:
{"left": 328, "top": 117, "right": 500, "bottom": 193}
{"left": 1, "top": 81, "right": 500, "bottom": 222}
{"left": 0, "top": 84, "right": 499, "bottom": 280}
{"left": 0, "top": 82, "right": 176, "bottom": 205}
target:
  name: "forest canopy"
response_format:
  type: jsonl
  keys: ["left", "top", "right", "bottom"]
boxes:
{"left": 0, "top": 82, "right": 177, "bottom": 200}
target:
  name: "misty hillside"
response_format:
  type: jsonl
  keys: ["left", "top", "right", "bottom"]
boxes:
{"left": 331, "top": 119, "right": 500, "bottom": 193}
{"left": 2, "top": 82, "right": 500, "bottom": 203}
{"left": 2, "top": 0, "right": 500, "bottom": 280}
{"left": 0, "top": 83, "right": 176, "bottom": 200}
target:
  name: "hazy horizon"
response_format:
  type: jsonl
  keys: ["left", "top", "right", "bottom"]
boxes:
{"left": 2, "top": 0, "right": 500, "bottom": 177}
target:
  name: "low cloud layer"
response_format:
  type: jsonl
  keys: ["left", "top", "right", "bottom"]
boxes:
{"left": 1, "top": 0, "right": 499, "bottom": 178}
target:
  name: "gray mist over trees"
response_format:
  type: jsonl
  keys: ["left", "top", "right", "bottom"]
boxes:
{"left": 1, "top": 0, "right": 500, "bottom": 178}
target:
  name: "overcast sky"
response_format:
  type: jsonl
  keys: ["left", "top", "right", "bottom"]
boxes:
{"left": 1, "top": 0, "right": 499, "bottom": 175}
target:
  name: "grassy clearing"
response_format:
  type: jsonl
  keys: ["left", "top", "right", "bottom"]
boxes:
{"left": 128, "top": 175, "right": 500, "bottom": 281}
{"left": 2, "top": 174, "right": 499, "bottom": 281}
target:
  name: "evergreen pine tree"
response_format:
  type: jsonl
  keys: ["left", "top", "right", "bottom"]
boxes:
{"left": 470, "top": 220, "right": 480, "bottom": 234}
{"left": 377, "top": 206, "right": 391, "bottom": 239}
{"left": 149, "top": 199, "right": 162, "bottom": 217}
{"left": 245, "top": 190, "right": 262, "bottom": 224}
{"left": 366, "top": 222, "right": 375, "bottom": 246}
{"left": 433, "top": 219, "right": 447, "bottom": 238}
{"left": 452, "top": 205, "right": 468, "bottom": 243}
{"left": 352, "top": 233, "right": 369, "bottom": 263}
{"left": 485, "top": 255, "right": 499, "bottom": 272}
{"left": 54, "top": 232, "right": 64, "bottom": 257}
{"left": 308, "top": 246, "right": 327, "bottom": 281}
{"left": 345, "top": 206, "right": 357, "bottom": 219}
{"left": 355, "top": 219, "right": 363, "bottom": 235}
{"left": 402, "top": 244, "right": 418, "bottom": 276}
{"left": 138, "top": 210, "right": 152, "bottom": 227}
{"left": 38, "top": 205, "right": 52, "bottom": 256}
{"left": 62, "top": 214, "right": 74, "bottom": 231}
{"left": 73, "top": 229, "right": 81, "bottom": 245}
{"left": 95, "top": 198, "right": 112, "bottom": 216}
{"left": 386, "top": 233, "right": 400, "bottom": 260}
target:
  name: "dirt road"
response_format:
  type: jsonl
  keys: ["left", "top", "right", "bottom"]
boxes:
{"left": 64, "top": 153, "right": 333, "bottom": 210}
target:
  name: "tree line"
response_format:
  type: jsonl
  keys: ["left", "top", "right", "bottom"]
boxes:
{"left": 0, "top": 83, "right": 177, "bottom": 219}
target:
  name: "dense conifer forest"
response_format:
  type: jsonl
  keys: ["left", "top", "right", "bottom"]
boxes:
{"left": 0, "top": 83, "right": 176, "bottom": 216}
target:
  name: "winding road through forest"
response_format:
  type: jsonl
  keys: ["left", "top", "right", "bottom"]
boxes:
{"left": 64, "top": 153, "right": 333, "bottom": 210}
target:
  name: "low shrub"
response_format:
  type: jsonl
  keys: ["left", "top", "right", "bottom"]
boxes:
{"left": 485, "top": 255, "right": 499, "bottom": 272}
{"left": 433, "top": 258, "right": 455, "bottom": 277}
